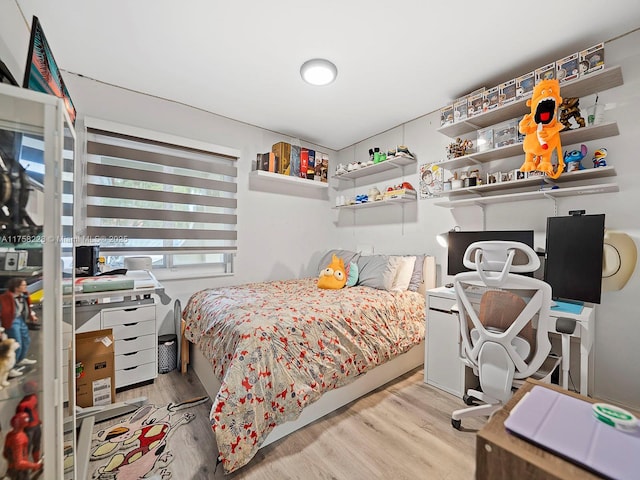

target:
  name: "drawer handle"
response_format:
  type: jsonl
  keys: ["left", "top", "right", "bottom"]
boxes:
{"left": 124, "top": 366, "right": 138, "bottom": 371}
{"left": 123, "top": 352, "right": 138, "bottom": 356}
{"left": 124, "top": 308, "right": 138, "bottom": 312}
{"left": 123, "top": 337, "right": 138, "bottom": 342}
{"left": 123, "top": 323, "right": 138, "bottom": 327}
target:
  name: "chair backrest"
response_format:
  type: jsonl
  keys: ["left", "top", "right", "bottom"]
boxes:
{"left": 454, "top": 241, "right": 553, "bottom": 390}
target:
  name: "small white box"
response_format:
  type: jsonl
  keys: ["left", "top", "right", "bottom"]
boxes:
{"left": 4, "top": 252, "right": 19, "bottom": 271}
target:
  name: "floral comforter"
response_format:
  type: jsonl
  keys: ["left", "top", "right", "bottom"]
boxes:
{"left": 183, "top": 277, "right": 425, "bottom": 473}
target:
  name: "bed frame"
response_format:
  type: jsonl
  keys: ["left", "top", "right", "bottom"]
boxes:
{"left": 186, "top": 254, "right": 436, "bottom": 447}
{"left": 190, "top": 339, "right": 424, "bottom": 447}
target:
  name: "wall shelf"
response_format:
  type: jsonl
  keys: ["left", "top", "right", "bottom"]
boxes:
{"left": 249, "top": 170, "right": 328, "bottom": 188}
{"left": 332, "top": 154, "right": 416, "bottom": 181}
{"left": 433, "top": 183, "right": 618, "bottom": 208}
{"left": 335, "top": 194, "right": 417, "bottom": 210}
{"left": 438, "top": 166, "right": 617, "bottom": 198}
{"left": 439, "top": 121, "right": 620, "bottom": 170}
{"left": 438, "top": 66, "right": 623, "bottom": 138}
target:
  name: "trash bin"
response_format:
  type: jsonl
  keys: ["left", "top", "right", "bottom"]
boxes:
{"left": 158, "top": 334, "right": 177, "bottom": 374}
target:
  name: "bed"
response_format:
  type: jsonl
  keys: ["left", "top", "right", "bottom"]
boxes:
{"left": 183, "top": 252, "right": 436, "bottom": 473}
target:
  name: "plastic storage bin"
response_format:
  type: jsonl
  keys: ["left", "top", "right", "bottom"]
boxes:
{"left": 158, "top": 334, "right": 177, "bottom": 374}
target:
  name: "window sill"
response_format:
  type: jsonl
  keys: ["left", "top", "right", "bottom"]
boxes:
{"left": 151, "top": 268, "right": 234, "bottom": 282}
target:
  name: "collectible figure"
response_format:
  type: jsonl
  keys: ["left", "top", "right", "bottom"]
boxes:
{"left": 0, "top": 278, "right": 38, "bottom": 375}
{"left": 3, "top": 412, "right": 43, "bottom": 479}
{"left": 564, "top": 144, "right": 588, "bottom": 172}
{"left": 593, "top": 148, "right": 608, "bottom": 167}
{"left": 0, "top": 337, "right": 19, "bottom": 387}
{"left": 446, "top": 138, "right": 473, "bottom": 158}
{"left": 16, "top": 381, "right": 42, "bottom": 464}
{"left": 558, "top": 97, "right": 586, "bottom": 130}
{"left": 519, "top": 79, "right": 565, "bottom": 179}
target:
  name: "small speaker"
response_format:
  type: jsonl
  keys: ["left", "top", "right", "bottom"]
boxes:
{"left": 75, "top": 245, "right": 99, "bottom": 277}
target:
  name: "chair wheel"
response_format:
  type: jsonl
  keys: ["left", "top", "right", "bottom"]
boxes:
{"left": 451, "top": 418, "right": 462, "bottom": 430}
{"left": 463, "top": 394, "right": 476, "bottom": 406}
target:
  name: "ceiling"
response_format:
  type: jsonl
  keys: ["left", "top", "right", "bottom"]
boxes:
{"left": 13, "top": 1, "right": 640, "bottom": 151}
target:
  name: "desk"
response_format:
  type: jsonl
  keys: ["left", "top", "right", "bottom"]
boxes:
{"left": 476, "top": 379, "right": 635, "bottom": 480}
{"left": 425, "top": 287, "right": 594, "bottom": 396}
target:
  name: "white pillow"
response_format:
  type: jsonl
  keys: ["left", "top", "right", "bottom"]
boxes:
{"left": 391, "top": 256, "right": 417, "bottom": 292}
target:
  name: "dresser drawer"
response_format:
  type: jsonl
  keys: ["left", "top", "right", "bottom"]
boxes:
{"left": 110, "top": 320, "right": 155, "bottom": 340}
{"left": 429, "top": 295, "right": 456, "bottom": 312}
{"left": 115, "top": 334, "right": 156, "bottom": 355}
{"left": 116, "top": 362, "right": 157, "bottom": 389}
{"left": 102, "top": 304, "right": 156, "bottom": 327}
{"left": 115, "top": 348, "right": 156, "bottom": 370}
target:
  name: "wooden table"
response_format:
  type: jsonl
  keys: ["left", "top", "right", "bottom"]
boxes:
{"left": 476, "top": 379, "right": 636, "bottom": 480}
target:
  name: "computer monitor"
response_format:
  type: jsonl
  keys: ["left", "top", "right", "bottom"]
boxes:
{"left": 447, "top": 230, "right": 535, "bottom": 276}
{"left": 544, "top": 214, "right": 605, "bottom": 304}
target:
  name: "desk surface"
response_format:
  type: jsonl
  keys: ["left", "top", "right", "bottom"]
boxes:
{"left": 476, "top": 379, "right": 637, "bottom": 480}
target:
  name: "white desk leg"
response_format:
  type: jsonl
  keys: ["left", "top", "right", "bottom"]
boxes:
{"left": 579, "top": 320, "right": 594, "bottom": 396}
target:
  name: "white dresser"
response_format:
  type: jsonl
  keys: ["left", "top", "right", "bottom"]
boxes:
{"left": 101, "top": 300, "right": 157, "bottom": 388}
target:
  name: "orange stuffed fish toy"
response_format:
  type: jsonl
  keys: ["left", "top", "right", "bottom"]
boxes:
{"left": 519, "top": 79, "right": 565, "bottom": 179}
{"left": 317, "top": 254, "right": 347, "bottom": 289}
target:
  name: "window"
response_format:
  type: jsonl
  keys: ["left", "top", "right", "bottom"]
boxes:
{"left": 83, "top": 118, "right": 239, "bottom": 273}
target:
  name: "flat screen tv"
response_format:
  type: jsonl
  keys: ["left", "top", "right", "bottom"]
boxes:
{"left": 447, "top": 230, "right": 535, "bottom": 276}
{"left": 544, "top": 214, "right": 605, "bottom": 304}
{"left": 22, "top": 16, "right": 76, "bottom": 125}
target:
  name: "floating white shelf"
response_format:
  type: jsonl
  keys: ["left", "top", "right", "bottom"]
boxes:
{"left": 335, "top": 194, "right": 417, "bottom": 210}
{"left": 433, "top": 183, "right": 619, "bottom": 208}
{"left": 437, "top": 166, "right": 617, "bottom": 197}
{"left": 332, "top": 154, "right": 416, "bottom": 181}
{"left": 438, "top": 122, "right": 619, "bottom": 170}
{"left": 438, "top": 66, "right": 623, "bottom": 138}
{"left": 249, "top": 170, "right": 328, "bottom": 188}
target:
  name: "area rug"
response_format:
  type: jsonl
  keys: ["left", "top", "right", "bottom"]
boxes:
{"left": 90, "top": 396, "right": 208, "bottom": 479}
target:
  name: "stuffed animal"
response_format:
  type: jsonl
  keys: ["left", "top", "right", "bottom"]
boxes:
{"left": 0, "top": 338, "right": 19, "bottom": 388}
{"left": 593, "top": 148, "right": 608, "bottom": 167}
{"left": 564, "top": 144, "right": 588, "bottom": 172}
{"left": 317, "top": 254, "right": 347, "bottom": 289}
{"left": 519, "top": 79, "right": 565, "bottom": 179}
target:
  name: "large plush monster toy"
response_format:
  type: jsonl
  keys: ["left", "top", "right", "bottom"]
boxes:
{"left": 518, "top": 79, "right": 565, "bottom": 179}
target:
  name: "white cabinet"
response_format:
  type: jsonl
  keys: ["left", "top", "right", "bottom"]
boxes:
{"left": 434, "top": 66, "right": 623, "bottom": 208}
{"left": 424, "top": 288, "right": 478, "bottom": 397}
{"left": 0, "top": 83, "right": 75, "bottom": 479}
{"left": 100, "top": 301, "right": 157, "bottom": 389}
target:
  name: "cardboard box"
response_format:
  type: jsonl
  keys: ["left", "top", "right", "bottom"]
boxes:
{"left": 579, "top": 43, "right": 605, "bottom": 76}
{"left": 499, "top": 79, "right": 516, "bottom": 106}
{"left": 556, "top": 52, "right": 580, "bottom": 83}
{"left": 467, "top": 92, "right": 484, "bottom": 117}
{"left": 516, "top": 71, "right": 535, "bottom": 99}
{"left": 485, "top": 86, "right": 500, "bottom": 110}
{"left": 453, "top": 98, "right": 468, "bottom": 122}
{"left": 300, "top": 148, "right": 309, "bottom": 179}
{"left": 75, "top": 329, "right": 115, "bottom": 408}
{"left": 440, "top": 104, "right": 454, "bottom": 126}
{"left": 535, "top": 62, "right": 556, "bottom": 84}
{"left": 271, "top": 142, "right": 291, "bottom": 175}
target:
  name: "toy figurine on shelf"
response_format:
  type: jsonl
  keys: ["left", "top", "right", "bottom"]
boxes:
{"left": 558, "top": 97, "right": 586, "bottom": 130}
{"left": 16, "top": 380, "right": 42, "bottom": 464}
{"left": 593, "top": 148, "right": 608, "bottom": 167}
{"left": 446, "top": 138, "right": 473, "bottom": 159}
{"left": 3, "top": 412, "right": 43, "bottom": 479}
{"left": 0, "top": 278, "right": 38, "bottom": 379}
{"left": 564, "top": 144, "right": 588, "bottom": 172}
{"left": 0, "top": 337, "right": 19, "bottom": 388}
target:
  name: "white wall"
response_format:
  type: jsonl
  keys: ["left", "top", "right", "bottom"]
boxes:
{"left": 332, "top": 30, "right": 640, "bottom": 409}
{"left": 1, "top": 3, "right": 638, "bottom": 408}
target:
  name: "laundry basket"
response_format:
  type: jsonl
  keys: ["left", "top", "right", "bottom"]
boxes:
{"left": 158, "top": 334, "right": 177, "bottom": 374}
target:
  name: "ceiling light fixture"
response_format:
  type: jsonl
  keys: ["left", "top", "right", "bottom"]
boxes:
{"left": 300, "top": 59, "right": 337, "bottom": 86}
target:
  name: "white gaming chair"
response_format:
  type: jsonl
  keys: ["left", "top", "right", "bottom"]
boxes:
{"left": 450, "top": 241, "right": 560, "bottom": 430}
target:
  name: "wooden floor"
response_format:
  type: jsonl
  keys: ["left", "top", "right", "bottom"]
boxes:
{"left": 103, "top": 368, "right": 483, "bottom": 479}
